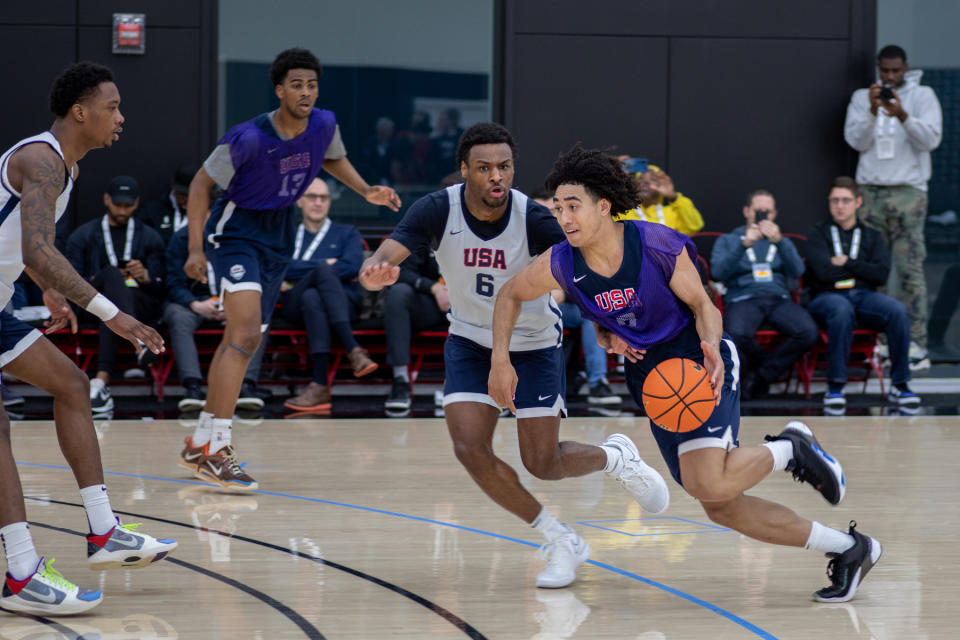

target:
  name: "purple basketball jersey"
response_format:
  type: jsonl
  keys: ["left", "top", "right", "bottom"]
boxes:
{"left": 218, "top": 109, "right": 336, "bottom": 210}
{"left": 550, "top": 221, "right": 696, "bottom": 350}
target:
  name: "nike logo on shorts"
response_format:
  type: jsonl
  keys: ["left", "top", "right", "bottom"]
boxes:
{"left": 707, "top": 425, "right": 724, "bottom": 433}
{"left": 538, "top": 394, "right": 552, "bottom": 401}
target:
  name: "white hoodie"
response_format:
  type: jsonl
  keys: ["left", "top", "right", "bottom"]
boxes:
{"left": 844, "top": 69, "right": 942, "bottom": 191}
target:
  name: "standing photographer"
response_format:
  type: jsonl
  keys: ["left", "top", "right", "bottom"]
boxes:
{"left": 844, "top": 44, "right": 942, "bottom": 370}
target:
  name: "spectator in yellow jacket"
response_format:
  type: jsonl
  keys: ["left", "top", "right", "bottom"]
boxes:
{"left": 614, "top": 164, "right": 704, "bottom": 236}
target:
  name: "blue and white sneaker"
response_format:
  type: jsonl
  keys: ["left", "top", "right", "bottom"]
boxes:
{"left": 765, "top": 421, "right": 845, "bottom": 505}
{"left": 1, "top": 557, "right": 102, "bottom": 615}
{"left": 823, "top": 392, "right": 846, "bottom": 416}
{"left": 887, "top": 386, "right": 921, "bottom": 414}
{"left": 601, "top": 433, "right": 670, "bottom": 514}
{"left": 87, "top": 520, "right": 178, "bottom": 571}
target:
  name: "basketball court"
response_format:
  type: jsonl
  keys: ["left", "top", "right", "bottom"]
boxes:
{"left": 2, "top": 414, "right": 955, "bottom": 639}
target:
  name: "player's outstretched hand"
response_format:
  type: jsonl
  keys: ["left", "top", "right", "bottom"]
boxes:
{"left": 488, "top": 357, "right": 518, "bottom": 413}
{"left": 105, "top": 311, "right": 165, "bottom": 355}
{"left": 598, "top": 327, "right": 645, "bottom": 363}
{"left": 359, "top": 263, "right": 400, "bottom": 291}
{"left": 365, "top": 186, "right": 402, "bottom": 212}
{"left": 184, "top": 250, "right": 207, "bottom": 283}
{"left": 42, "top": 289, "right": 77, "bottom": 334}
{"left": 700, "top": 340, "right": 724, "bottom": 405}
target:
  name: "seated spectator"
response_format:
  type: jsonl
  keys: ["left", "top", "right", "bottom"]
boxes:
{"left": 163, "top": 224, "right": 268, "bottom": 411}
{"left": 359, "top": 117, "right": 401, "bottom": 186}
{"left": 710, "top": 189, "right": 818, "bottom": 399}
{"left": 427, "top": 108, "right": 464, "bottom": 184}
{"left": 65, "top": 176, "right": 166, "bottom": 413}
{"left": 615, "top": 164, "right": 704, "bottom": 236}
{"left": 282, "top": 178, "right": 377, "bottom": 411}
{"left": 383, "top": 246, "right": 449, "bottom": 411}
{"left": 140, "top": 164, "right": 196, "bottom": 244}
{"left": 805, "top": 176, "right": 920, "bottom": 415}
{"left": 531, "top": 189, "right": 618, "bottom": 404}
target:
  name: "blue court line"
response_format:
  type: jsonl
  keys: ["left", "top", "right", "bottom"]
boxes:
{"left": 578, "top": 523, "right": 731, "bottom": 537}
{"left": 577, "top": 516, "right": 732, "bottom": 536}
{"left": 17, "top": 461, "right": 780, "bottom": 640}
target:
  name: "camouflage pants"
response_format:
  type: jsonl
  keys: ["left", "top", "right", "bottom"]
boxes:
{"left": 858, "top": 184, "right": 928, "bottom": 346}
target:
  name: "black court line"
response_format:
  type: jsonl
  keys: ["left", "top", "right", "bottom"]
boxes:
{"left": 27, "top": 521, "right": 325, "bottom": 640}
{"left": 28, "top": 497, "right": 488, "bottom": 640}
{"left": 0, "top": 609, "right": 87, "bottom": 639}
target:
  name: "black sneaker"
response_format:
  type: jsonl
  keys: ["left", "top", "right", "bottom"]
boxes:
{"left": 178, "top": 379, "right": 205, "bottom": 411}
{"left": 765, "top": 421, "right": 845, "bottom": 505}
{"left": 385, "top": 377, "right": 411, "bottom": 410}
{"left": 814, "top": 521, "right": 882, "bottom": 603}
{"left": 587, "top": 379, "right": 620, "bottom": 405}
{"left": 236, "top": 381, "right": 264, "bottom": 410}
{"left": 245, "top": 379, "right": 273, "bottom": 401}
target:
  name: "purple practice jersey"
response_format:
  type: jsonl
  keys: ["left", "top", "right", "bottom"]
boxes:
{"left": 218, "top": 109, "right": 336, "bottom": 211}
{"left": 550, "top": 220, "right": 696, "bottom": 350}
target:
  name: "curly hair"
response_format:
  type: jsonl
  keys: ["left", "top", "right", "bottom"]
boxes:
{"left": 455, "top": 122, "right": 517, "bottom": 169}
{"left": 544, "top": 145, "right": 640, "bottom": 215}
{"left": 49, "top": 61, "right": 114, "bottom": 118}
{"left": 270, "top": 48, "right": 322, "bottom": 86}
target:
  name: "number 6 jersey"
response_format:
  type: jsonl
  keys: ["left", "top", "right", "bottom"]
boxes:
{"left": 390, "top": 184, "right": 564, "bottom": 351}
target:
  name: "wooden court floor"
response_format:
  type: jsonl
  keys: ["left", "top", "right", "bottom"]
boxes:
{"left": 1, "top": 414, "right": 957, "bottom": 639}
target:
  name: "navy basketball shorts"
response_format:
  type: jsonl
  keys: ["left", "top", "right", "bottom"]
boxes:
{"left": 208, "top": 240, "right": 289, "bottom": 328}
{"left": 0, "top": 310, "right": 43, "bottom": 369}
{"left": 625, "top": 336, "right": 742, "bottom": 486}
{"left": 442, "top": 334, "right": 567, "bottom": 419}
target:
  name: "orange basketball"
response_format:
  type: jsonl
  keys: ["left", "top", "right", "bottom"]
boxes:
{"left": 641, "top": 358, "right": 716, "bottom": 433}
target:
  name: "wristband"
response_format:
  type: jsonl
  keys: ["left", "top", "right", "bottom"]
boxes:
{"left": 86, "top": 293, "right": 120, "bottom": 321}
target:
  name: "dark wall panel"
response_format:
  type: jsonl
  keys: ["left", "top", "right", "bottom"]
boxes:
{"left": 0, "top": 27, "right": 77, "bottom": 151}
{"left": 512, "top": 0, "right": 849, "bottom": 39}
{"left": 508, "top": 35, "right": 668, "bottom": 193}
{"left": 0, "top": 2, "right": 75, "bottom": 24}
{"left": 669, "top": 38, "right": 853, "bottom": 232}
{"left": 78, "top": 0, "right": 201, "bottom": 27}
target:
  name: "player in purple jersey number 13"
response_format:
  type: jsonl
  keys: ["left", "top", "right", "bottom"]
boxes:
{"left": 490, "top": 146, "right": 881, "bottom": 603}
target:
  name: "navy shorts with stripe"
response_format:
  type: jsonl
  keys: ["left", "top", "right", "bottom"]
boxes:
{"left": 442, "top": 334, "right": 567, "bottom": 419}
{"left": 0, "top": 310, "right": 43, "bottom": 369}
{"left": 624, "top": 324, "right": 742, "bottom": 487}
{"left": 208, "top": 240, "right": 289, "bottom": 325}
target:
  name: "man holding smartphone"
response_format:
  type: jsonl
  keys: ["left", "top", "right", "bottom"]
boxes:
{"left": 844, "top": 45, "right": 942, "bottom": 371}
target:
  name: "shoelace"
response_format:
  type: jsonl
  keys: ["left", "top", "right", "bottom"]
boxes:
{"left": 220, "top": 447, "right": 248, "bottom": 475}
{"left": 39, "top": 558, "right": 75, "bottom": 591}
{"left": 118, "top": 522, "right": 142, "bottom": 534}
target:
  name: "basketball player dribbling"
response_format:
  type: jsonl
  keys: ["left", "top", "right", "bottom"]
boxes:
{"left": 359, "top": 123, "right": 669, "bottom": 589}
{"left": 490, "top": 145, "right": 881, "bottom": 603}
{"left": 0, "top": 62, "right": 177, "bottom": 616}
{"left": 179, "top": 48, "right": 401, "bottom": 490}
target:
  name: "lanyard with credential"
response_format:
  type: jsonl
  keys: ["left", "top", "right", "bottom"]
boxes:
{"left": 745, "top": 243, "right": 777, "bottom": 264}
{"left": 101, "top": 215, "right": 134, "bottom": 266}
{"left": 293, "top": 218, "right": 331, "bottom": 261}
{"left": 830, "top": 226, "right": 861, "bottom": 259}
{"left": 654, "top": 203, "right": 666, "bottom": 225}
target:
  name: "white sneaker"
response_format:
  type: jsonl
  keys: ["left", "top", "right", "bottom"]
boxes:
{"left": 536, "top": 525, "right": 590, "bottom": 589}
{"left": 1, "top": 557, "right": 102, "bottom": 615}
{"left": 602, "top": 433, "right": 670, "bottom": 514}
{"left": 87, "top": 520, "right": 178, "bottom": 570}
{"left": 89, "top": 378, "right": 114, "bottom": 413}
{"left": 908, "top": 341, "right": 931, "bottom": 372}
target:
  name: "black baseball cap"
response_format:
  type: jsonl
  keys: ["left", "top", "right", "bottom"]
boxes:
{"left": 173, "top": 164, "right": 198, "bottom": 194}
{"left": 106, "top": 175, "right": 140, "bottom": 205}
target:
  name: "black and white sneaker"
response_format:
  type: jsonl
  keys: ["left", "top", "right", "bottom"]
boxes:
{"left": 814, "top": 521, "right": 882, "bottom": 603}
{"left": 822, "top": 392, "right": 846, "bottom": 416}
{"left": 89, "top": 378, "right": 113, "bottom": 413}
{"left": 765, "top": 421, "right": 845, "bottom": 505}
{"left": 178, "top": 379, "right": 205, "bottom": 411}
{"left": 385, "top": 377, "right": 411, "bottom": 410}
{"left": 886, "top": 385, "right": 921, "bottom": 413}
{"left": 587, "top": 379, "right": 621, "bottom": 405}
{"left": 236, "top": 381, "right": 265, "bottom": 410}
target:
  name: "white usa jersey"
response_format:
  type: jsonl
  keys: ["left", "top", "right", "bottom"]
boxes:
{"left": 0, "top": 132, "right": 74, "bottom": 307}
{"left": 434, "top": 185, "right": 561, "bottom": 351}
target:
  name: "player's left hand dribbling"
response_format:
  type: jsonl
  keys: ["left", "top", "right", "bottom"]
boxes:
{"left": 359, "top": 263, "right": 400, "bottom": 290}
{"left": 700, "top": 340, "right": 724, "bottom": 405}
{"left": 42, "top": 289, "right": 77, "bottom": 334}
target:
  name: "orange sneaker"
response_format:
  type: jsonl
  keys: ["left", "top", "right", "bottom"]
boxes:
{"left": 195, "top": 445, "right": 258, "bottom": 491}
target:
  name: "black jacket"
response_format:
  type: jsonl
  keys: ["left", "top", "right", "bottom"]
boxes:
{"left": 805, "top": 219, "right": 890, "bottom": 297}
{"left": 65, "top": 215, "right": 166, "bottom": 294}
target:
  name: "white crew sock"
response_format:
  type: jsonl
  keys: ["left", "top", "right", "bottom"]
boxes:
{"left": 599, "top": 444, "right": 623, "bottom": 475}
{"left": 1, "top": 522, "right": 41, "bottom": 580}
{"left": 762, "top": 439, "right": 793, "bottom": 473}
{"left": 209, "top": 418, "right": 233, "bottom": 454}
{"left": 805, "top": 521, "right": 855, "bottom": 554}
{"left": 192, "top": 411, "right": 215, "bottom": 447}
{"left": 80, "top": 484, "right": 116, "bottom": 535}
{"left": 393, "top": 366, "right": 409, "bottom": 382}
{"left": 531, "top": 507, "right": 568, "bottom": 543}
